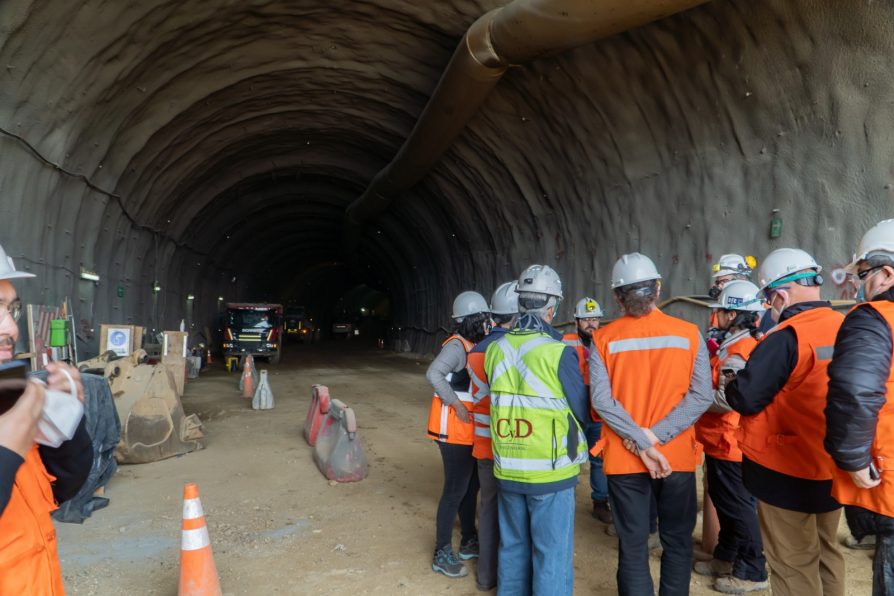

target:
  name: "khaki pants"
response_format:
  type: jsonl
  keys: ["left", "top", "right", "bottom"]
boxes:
{"left": 757, "top": 501, "right": 845, "bottom": 596}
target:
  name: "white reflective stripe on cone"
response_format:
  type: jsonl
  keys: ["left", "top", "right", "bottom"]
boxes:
{"left": 608, "top": 335, "right": 689, "bottom": 354}
{"left": 182, "top": 527, "right": 211, "bottom": 551}
{"left": 183, "top": 498, "right": 204, "bottom": 520}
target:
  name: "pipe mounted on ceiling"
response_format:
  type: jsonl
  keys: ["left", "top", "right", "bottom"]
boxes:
{"left": 344, "top": 0, "right": 711, "bottom": 241}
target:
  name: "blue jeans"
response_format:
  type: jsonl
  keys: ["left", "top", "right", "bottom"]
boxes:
{"left": 497, "top": 487, "right": 575, "bottom": 596}
{"left": 585, "top": 422, "right": 608, "bottom": 501}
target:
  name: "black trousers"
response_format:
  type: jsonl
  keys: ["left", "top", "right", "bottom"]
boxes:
{"left": 706, "top": 457, "right": 767, "bottom": 581}
{"left": 848, "top": 505, "right": 894, "bottom": 596}
{"left": 435, "top": 441, "right": 479, "bottom": 549}
{"left": 608, "top": 472, "right": 696, "bottom": 596}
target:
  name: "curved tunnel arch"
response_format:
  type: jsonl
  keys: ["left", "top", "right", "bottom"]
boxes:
{"left": 2, "top": 0, "right": 893, "bottom": 357}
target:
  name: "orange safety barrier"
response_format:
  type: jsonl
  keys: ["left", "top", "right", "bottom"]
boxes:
{"left": 303, "top": 385, "right": 331, "bottom": 446}
{"left": 312, "top": 399, "right": 368, "bottom": 483}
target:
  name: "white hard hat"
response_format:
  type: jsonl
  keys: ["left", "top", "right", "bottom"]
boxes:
{"left": 710, "top": 280, "right": 765, "bottom": 312}
{"left": 490, "top": 281, "right": 519, "bottom": 315}
{"left": 0, "top": 244, "right": 35, "bottom": 281}
{"left": 611, "top": 253, "right": 662, "bottom": 289}
{"left": 846, "top": 219, "right": 894, "bottom": 273}
{"left": 451, "top": 291, "right": 489, "bottom": 320}
{"left": 758, "top": 248, "right": 821, "bottom": 292}
{"left": 574, "top": 297, "right": 603, "bottom": 319}
{"left": 516, "top": 265, "right": 563, "bottom": 299}
{"left": 712, "top": 254, "right": 752, "bottom": 279}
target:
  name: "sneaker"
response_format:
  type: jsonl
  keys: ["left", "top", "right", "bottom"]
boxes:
{"left": 592, "top": 499, "right": 613, "bottom": 524}
{"left": 693, "top": 558, "right": 733, "bottom": 577}
{"left": 605, "top": 523, "right": 617, "bottom": 537}
{"left": 432, "top": 546, "right": 468, "bottom": 578}
{"left": 844, "top": 534, "right": 876, "bottom": 550}
{"left": 459, "top": 536, "right": 480, "bottom": 560}
{"left": 476, "top": 582, "right": 497, "bottom": 592}
{"left": 713, "top": 575, "right": 770, "bottom": 594}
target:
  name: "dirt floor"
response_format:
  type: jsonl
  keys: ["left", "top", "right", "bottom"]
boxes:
{"left": 56, "top": 341, "right": 873, "bottom": 595}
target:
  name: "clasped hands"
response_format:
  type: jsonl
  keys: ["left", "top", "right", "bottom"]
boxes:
{"left": 623, "top": 428, "right": 672, "bottom": 479}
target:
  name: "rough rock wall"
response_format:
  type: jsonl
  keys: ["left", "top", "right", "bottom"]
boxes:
{"left": 1, "top": 0, "right": 892, "bottom": 357}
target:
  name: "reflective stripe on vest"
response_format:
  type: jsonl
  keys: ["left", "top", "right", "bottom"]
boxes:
{"left": 831, "top": 300, "right": 894, "bottom": 516}
{"left": 592, "top": 309, "right": 702, "bottom": 475}
{"left": 485, "top": 331, "right": 586, "bottom": 484}
{"left": 427, "top": 335, "right": 475, "bottom": 445}
{"left": 738, "top": 306, "right": 844, "bottom": 480}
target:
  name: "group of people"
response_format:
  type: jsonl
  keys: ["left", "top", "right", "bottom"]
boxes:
{"left": 425, "top": 218, "right": 894, "bottom": 596}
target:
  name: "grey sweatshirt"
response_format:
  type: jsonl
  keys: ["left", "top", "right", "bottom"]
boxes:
{"left": 425, "top": 338, "right": 468, "bottom": 406}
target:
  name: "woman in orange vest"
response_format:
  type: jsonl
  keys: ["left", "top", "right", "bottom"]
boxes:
{"left": 425, "top": 291, "right": 491, "bottom": 579}
{"left": 826, "top": 220, "right": 894, "bottom": 596}
{"left": 0, "top": 256, "right": 92, "bottom": 595}
{"left": 694, "top": 280, "right": 769, "bottom": 593}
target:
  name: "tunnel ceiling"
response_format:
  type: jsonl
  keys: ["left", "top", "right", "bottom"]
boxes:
{"left": 2, "top": 0, "right": 894, "bottom": 355}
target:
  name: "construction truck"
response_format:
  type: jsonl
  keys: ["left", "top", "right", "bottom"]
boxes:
{"left": 222, "top": 303, "right": 283, "bottom": 364}
{"left": 284, "top": 306, "right": 316, "bottom": 343}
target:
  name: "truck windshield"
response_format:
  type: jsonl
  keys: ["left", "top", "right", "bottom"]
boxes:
{"left": 228, "top": 309, "right": 274, "bottom": 329}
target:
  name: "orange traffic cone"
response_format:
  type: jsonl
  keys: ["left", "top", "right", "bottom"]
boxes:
{"left": 178, "top": 483, "right": 222, "bottom": 596}
{"left": 206, "top": 349, "right": 212, "bottom": 366}
{"left": 241, "top": 356, "right": 254, "bottom": 398}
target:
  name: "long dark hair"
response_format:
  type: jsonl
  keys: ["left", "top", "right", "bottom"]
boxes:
{"left": 455, "top": 312, "right": 490, "bottom": 344}
{"left": 729, "top": 310, "right": 761, "bottom": 338}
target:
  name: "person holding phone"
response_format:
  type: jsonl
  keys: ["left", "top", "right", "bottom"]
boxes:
{"left": 0, "top": 242, "right": 91, "bottom": 594}
{"left": 825, "top": 219, "right": 894, "bottom": 596}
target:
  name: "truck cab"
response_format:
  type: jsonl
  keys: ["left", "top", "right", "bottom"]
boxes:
{"left": 222, "top": 303, "right": 283, "bottom": 364}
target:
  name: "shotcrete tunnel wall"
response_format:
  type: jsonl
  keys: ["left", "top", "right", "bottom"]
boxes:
{"left": 1, "top": 0, "right": 893, "bottom": 357}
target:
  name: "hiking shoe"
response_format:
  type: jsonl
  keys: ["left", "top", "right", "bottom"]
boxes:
{"left": 605, "top": 523, "right": 617, "bottom": 537}
{"left": 694, "top": 558, "right": 733, "bottom": 577}
{"left": 592, "top": 499, "right": 613, "bottom": 524}
{"left": 844, "top": 534, "right": 876, "bottom": 550}
{"left": 432, "top": 546, "right": 468, "bottom": 578}
{"left": 459, "top": 536, "right": 480, "bottom": 560}
{"left": 476, "top": 582, "right": 497, "bottom": 592}
{"left": 713, "top": 575, "right": 770, "bottom": 594}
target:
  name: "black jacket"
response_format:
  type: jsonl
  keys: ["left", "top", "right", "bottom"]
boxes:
{"left": 825, "top": 288, "right": 894, "bottom": 472}
{"left": 727, "top": 301, "right": 840, "bottom": 513}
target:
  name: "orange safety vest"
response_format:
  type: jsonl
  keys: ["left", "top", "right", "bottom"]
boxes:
{"left": 696, "top": 333, "right": 758, "bottom": 462}
{"left": 562, "top": 333, "right": 601, "bottom": 423}
{"left": 427, "top": 335, "right": 475, "bottom": 445}
{"left": 0, "top": 445, "right": 64, "bottom": 595}
{"left": 590, "top": 309, "right": 703, "bottom": 474}
{"left": 466, "top": 350, "right": 493, "bottom": 460}
{"left": 831, "top": 300, "right": 894, "bottom": 517}
{"left": 738, "top": 306, "right": 843, "bottom": 481}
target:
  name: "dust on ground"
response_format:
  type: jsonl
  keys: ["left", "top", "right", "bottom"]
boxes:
{"left": 57, "top": 342, "right": 873, "bottom": 595}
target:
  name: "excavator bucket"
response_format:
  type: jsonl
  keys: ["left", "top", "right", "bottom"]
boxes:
{"left": 102, "top": 350, "right": 204, "bottom": 464}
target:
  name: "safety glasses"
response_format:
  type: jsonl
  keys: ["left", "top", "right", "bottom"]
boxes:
{"left": 857, "top": 265, "right": 887, "bottom": 281}
{"left": 0, "top": 299, "right": 22, "bottom": 324}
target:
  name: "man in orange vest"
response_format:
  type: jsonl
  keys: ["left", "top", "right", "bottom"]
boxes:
{"left": 562, "top": 297, "right": 612, "bottom": 523}
{"left": 0, "top": 242, "right": 92, "bottom": 595}
{"left": 466, "top": 280, "right": 518, "bottom": 592}
{"left": 727, "top": 248, "right": 845, "bottom": 596}
{"left": 694, "top": 280, "right": 768, "bottom": 593}
{"left": 590, "top": 253, "right": 712, "bottom": 595}
{"left": 825, "top": 219, "right": 894, "bottom": 595}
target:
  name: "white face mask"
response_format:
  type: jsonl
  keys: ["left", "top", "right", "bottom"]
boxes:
{"left": 35, "top": 368, "right": 84, "bottom": 448}
{"left": 768, "top": 290, "right": 788, "bottom": 324}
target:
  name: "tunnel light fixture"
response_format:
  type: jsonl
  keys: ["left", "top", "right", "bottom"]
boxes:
{"left": 360, "top": 307, "right": 367, "bottom": 314}
{"left": 218, "top": 296, "right": 224, "bottom": 301}
{"left": 79, "top": 268, "right": 100, "bottom": 282}
{"left": 187, "top": 294, "right": 195, "bottom": 301}
{"left": 153, "top": 282, "right": 162, "bottom": 293}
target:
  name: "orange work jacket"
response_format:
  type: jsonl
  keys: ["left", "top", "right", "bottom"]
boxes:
{"left": 738, "top": 306, "right": 844, "bottom": 480}
{"left": 427, "top": 335, "right": 475, "bottom": 445}
{"left": 0, "top": 445, "right": 64, "bottom": 595}
{"left": 466, "top": 350, "right": 493, "bottom": 459}
{"left": 562, "top": 333, "right": 601, "bottom": 423}
{"left": 696, "top": 333, "right": 758, "bottom": 462}
{"left": 590, "top": 309, "right": 703, "bottom": 475}
{"left": 831, "top": 300, "right": 894, "bottom": 517}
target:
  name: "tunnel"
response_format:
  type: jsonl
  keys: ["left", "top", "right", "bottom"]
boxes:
{"left": 1, "top": 0, "right": 892, "bottom": 360}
